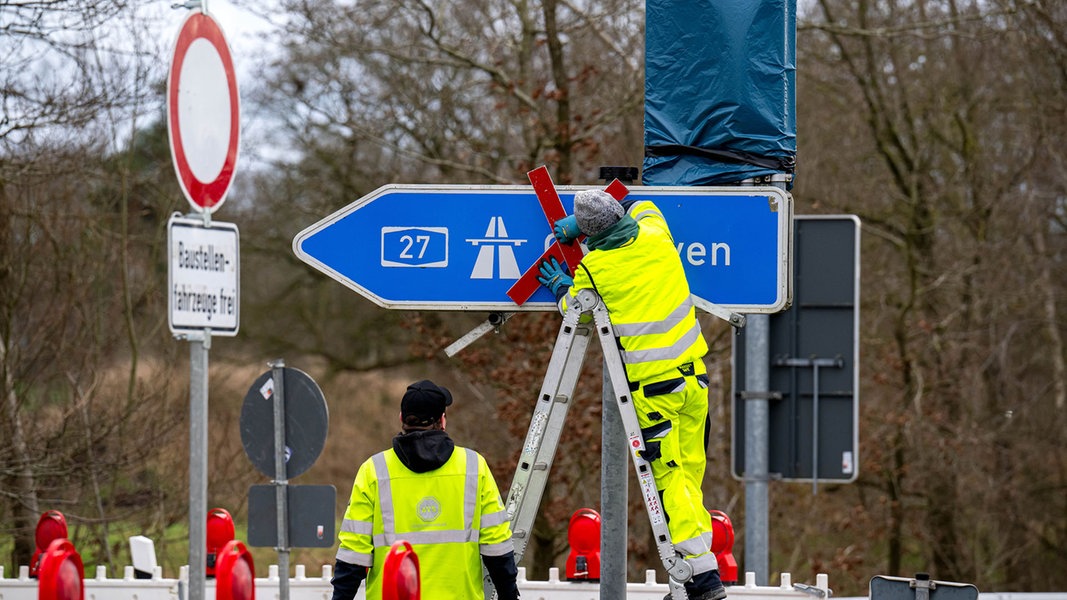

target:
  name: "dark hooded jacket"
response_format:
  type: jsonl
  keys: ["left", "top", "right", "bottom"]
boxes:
{"left": 391, "top": 429, "right": 454, "bottom": 472}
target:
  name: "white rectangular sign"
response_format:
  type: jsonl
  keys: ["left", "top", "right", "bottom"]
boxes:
{"left": 168, "top": 214, "right": 240, "bottom": 336}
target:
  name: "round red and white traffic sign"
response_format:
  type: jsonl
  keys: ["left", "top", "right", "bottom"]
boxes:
{"left": 167, "top": 11, "right": 240, "bottom": 213}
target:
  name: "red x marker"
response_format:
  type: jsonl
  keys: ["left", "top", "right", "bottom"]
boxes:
{"left": 507, "top": 167, "right": 629, "bottom": 305}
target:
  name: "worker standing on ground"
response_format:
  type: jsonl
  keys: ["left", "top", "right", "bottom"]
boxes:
{"left": 330, "top": 379, "right": 521, "bottom": 600}
{"left": 537, "top": 189, "right": 726, "bottom": 600}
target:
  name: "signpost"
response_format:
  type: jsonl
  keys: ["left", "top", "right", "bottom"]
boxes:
{"left": 241, "top": 363, "right": 335, "bottom": 600}
{"left": 293, "top": 184, "right": 793, "bottom": 313}
{"left": 166, "top": 9, "right": 241, "bottom": 600}
{"left": 732, "top": 215, "right": 860, "bottom": 584}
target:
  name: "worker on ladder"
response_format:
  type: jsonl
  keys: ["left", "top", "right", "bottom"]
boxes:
{"left": 537, "top": 189, "right": 727, "bottom": 600}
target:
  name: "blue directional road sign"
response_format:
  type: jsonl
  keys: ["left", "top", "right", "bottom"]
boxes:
{"left": 292, "top": 185, "right": 792, "bottom": 312}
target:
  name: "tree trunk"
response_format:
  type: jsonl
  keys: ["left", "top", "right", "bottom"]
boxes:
{"left": 1, "top": 339, "right": 40, "bottom": 567}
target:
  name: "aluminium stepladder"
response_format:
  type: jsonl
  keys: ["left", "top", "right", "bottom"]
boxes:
{"left": 487, "top": 288, "right": 697, "bottom": 600}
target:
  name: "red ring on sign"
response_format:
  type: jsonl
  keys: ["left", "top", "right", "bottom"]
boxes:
{"left": 167, "top": 11, "right": 240, "bottom": 213}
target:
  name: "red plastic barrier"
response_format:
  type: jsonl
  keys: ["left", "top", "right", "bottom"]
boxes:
{"left": 566, "top": 508, "right": 601, "bottom": 581}
{"left": 37, "top": 538, "right": 83, "bottom": 600}
{"left": 206, "top": 508, "right": 236, "bottom": 577}
{"left": 709, "top": 510, "right": 738, "bottom": 585}
{"left": 215, "top": 540, "right": 255, "bottom": 600}
{"left": 31, "top": 511, "right": 68, "bottom": 578}
{"left": 382, "top": 540, "right": 420, "bottom": 600}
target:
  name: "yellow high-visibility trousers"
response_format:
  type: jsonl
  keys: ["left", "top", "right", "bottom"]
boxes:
{"left": 632, "top": 361, "right": 718, "bottom": 575}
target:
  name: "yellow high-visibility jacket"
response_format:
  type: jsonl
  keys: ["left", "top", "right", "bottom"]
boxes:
{"left": 336, "top": 445, "right": 513, "bottom": 599}
{"left": 561, "top": 199, "right": 708, "bottom": 383}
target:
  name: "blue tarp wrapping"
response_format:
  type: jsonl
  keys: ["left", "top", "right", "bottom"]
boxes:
{"left": 643, "top": 0, "right": 796, "bottom": 186}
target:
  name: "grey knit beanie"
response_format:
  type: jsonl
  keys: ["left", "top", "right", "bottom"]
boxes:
{"left": 574, "top": 190, "right": 624, "bottom": 237}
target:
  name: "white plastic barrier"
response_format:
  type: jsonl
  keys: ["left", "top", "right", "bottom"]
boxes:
{"left": 0, "top": 564, "right": 177, "bottom": 600}
{"left": 0, "top": 563, "right": 829, "bottom": 600}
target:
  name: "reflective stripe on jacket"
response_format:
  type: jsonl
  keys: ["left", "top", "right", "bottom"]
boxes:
{"left": 562, "top": 199, "right": 708, "bottom": 383}
{"left": 336, "top": 446, "right": 513, "bottom": 599}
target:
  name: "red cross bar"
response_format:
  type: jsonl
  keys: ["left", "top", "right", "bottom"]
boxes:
{"left": 506, "top": 167, "right": 629, "bottom": 305}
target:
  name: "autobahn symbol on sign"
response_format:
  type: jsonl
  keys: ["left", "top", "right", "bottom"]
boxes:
{"left": 292, "top": 184, "right": 793, "bottom": 313}
{"left": 469, "top": 217, "right": 523, "bottom": 279}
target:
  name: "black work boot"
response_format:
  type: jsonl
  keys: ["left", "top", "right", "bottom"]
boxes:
{"left": 689, "top": 569, "right": 727, "bottom": 600}
{"left": 693, "top": 585, "right": 728, "bottom": 600}
{"left": 664, "top": 569, "right": 727, "bottom": 600}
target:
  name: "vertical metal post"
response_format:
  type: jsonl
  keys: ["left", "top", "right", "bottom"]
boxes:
{"left": 811, "top": 364, "right": 821, "bottom": 496}
{"left": 188, "top": 329, "right": 211, "bottom": 600}
{"left": 601, "top": 367, "right": 627, "bottom": 599}
{"left": 270, "top": 359, "right": 290, "bottom": 600}
{"left": 597, "top": 166, "right": 635, "bottom": 600}
{"left": 743, "top": 315, "right": 770, "bottom": 585}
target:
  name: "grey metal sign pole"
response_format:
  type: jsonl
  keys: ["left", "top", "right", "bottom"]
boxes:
{"left": 188, "top": 327, "right": 210, "bottom": 600}
{"left": 187, "top": 207, "right": 214, "bottom": 600}
{"left": 598, "top": 167, "right": 633, "bottom": 600}
{"left": 270, "top": 359, "right": 291, "bottom": 600}
{"left": 742, "top": 315, "right": 770, "bottom": 585}
{"left": 741, "top": 177, "right": 791, "bottom": 586}
{"left": 601, "top": 367, "right": 627, "bottom": 599}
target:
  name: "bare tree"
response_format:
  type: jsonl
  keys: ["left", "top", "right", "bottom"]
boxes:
{"left": 0, "top": 0, "right": 195, "bottom": 569}
{"left": 0, "top": 0, "right": 137, "bottom": 147}
{"left": 256, "top": 0, "right": 644, "bottom": 185}
{"left": 795, "top": 0, "right": 1067, "bottom": 589}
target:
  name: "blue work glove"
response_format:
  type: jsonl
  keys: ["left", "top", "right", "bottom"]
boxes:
{"left": 537, "top": 257, "right": 573, "bottom": 298}
{"left": 553, "top": 214, "right": 581, "bottom": 244}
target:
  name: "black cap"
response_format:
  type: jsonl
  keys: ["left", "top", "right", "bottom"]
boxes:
{"left": 400, "top": 380, "right": 453, "bottom": 425}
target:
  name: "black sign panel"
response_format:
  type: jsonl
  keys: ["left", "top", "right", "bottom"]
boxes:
{"left": 240, "top": 367, "right": 328, "bottom": 479}
{"left": 732, "top": 216, "right": 860, "bottom": 482}
{"left": 247, "top": 484, "right": 337, "bottom": 548}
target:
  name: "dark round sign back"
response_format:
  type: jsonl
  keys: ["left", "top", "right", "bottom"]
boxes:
{"left": 240, "top": 367, "right": 328, "bottom": 479}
